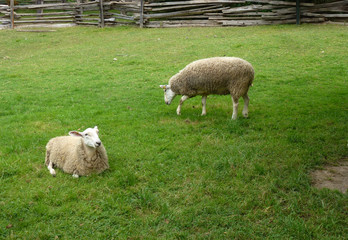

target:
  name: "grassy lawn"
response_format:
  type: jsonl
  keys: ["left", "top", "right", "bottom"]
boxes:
{"left": 0, "top": 24, "right": 347, "bottom": 239}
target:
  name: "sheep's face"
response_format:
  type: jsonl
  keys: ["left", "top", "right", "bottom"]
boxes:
{"left": 69, "top": 126, "right": 102, "bottom": 148}
{"left": 160, "top": 85, "right": 176, "bottom": 105}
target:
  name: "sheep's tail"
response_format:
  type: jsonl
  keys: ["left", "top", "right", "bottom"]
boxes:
{"left": 248, "top": 76, "right": 254, "bottom": 87}
{"left": 249, "top": 67, "right": 255, "bottom": 87}
{"left": 45, "top": 146, "right": 51, "bottom": 166}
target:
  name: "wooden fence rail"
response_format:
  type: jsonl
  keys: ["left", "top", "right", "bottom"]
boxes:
{"left": 1, "top": 0, "right": 347, "bottom": 28}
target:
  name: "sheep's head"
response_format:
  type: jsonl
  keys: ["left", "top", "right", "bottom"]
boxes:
{"left": 69, "top": 126, "right": 102, "bottom": 148}
{"left": 160, "top": 85, "right": 176, "bottom": 105}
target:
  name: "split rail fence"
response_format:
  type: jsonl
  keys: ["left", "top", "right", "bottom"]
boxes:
{"left": 1, "top": 0, "right": 347, "bottom": 28}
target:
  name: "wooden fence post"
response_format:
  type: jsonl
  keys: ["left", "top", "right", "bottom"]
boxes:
{"left": 37, "top": 0, "right": 43, "bottom": 16}
{"left": 140, "top": 0, "right": 144, "bottom": 28}
{"left": 99, "top": 0, "right": 104, "bottom": 27}
{"left": 10, "top": 0, "right": 14, "bottom": 29}
{"left": 75, "top": 0, "right": 82, "bottom": 25}
{"left": 296, "top": 0, "right": 301, "bottom": 25}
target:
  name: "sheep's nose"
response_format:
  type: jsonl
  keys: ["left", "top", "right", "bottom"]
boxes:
{"left": 96, "top": 142, "right": 101, "bottom": 147}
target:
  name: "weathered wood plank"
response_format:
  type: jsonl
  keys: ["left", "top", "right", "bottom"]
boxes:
{"left": 208, "top": 15, "right": 261, "bottom": 20}
{"left": 220, "top": 17, "right": 323, "bottom": 26}
{"left": 109, "top": 5, "right": 140, "bottom": 12}
{"left": 326, "top": 20, "right": 348, "bottom": 25}
{"left": 263, "top": 14, "right": 295, "bottom": 20}
{"left": 272, "top": 7, "right": 296, "bottom": 14}
{"left": 142, "top": 5, "right": 226, "bottom": 19}
{"left": 17, "top": 11, "right": 73, "bottom": 16}
{"left": 306, "top": 7, "right": 348, "bottom": 13}
{"left": 301, "top": 17, "right": 326, "bottom": 23}
{"left": 76, "top": 14, "right": 100, "bottom": 17}
{"left": 76, "top": 21, "right": 99, "bottom": 25}
{"left": 145, "top": 0, "right": 245, "bottom": 7}
{"left": 14, "top": 2, "right": 75, "bottom": 9}
{"left": 14, "top": 19, "right": 74, "bottom": 23}
{"left": 222, "top": 4, "right": 275, "bottom": 14}
{"left": 105, "top": 21, "right": 136, "bottom": 26}
{"left": 311, "top": 0, "right": 347, "bottom": 9}
{"left": 78, "top": 17, "right": 99, "bottom": 21}
{"left": 105, "top": 1, "right": 139, "bottom": 6}
{"left": 145, "top": 20, "right": 220, "bottom": 27}
{"left": 245, "top": 0, "right": 314, "bottom": 7}
{"left": 166, "top": 15, "right": 208, "bottom": 19}
{"left": 77, "top": 2, "right": 98, "bottom": 7}
{"left": 220, "top": 19, "right": 270, "bottom": 26}
{"left": 319, "top": 13, "right": 348, "bottom": 17}
{"left": 18, "top": 16, "right": 74, "bottom": 20}
{"left": 223, "top": 12, "right": 276, "bottom": 16}
{"left": 0, "top": 5, "right": 9, "bottom": 10}
{"left": 146, "top": 4, "right": 215, "bottom": 12}
{"left": 109, "top": 12, "right": 134, "bottom": 20}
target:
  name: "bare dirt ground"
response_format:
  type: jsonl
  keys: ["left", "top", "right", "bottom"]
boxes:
{"left": 311, "top": 159, "right": 348, "bottom": 193}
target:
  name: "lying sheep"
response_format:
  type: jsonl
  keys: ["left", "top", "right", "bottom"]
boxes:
{"left": 45, "top": 126, "right": 109, "bottom": 178}
{"left": 160, "top": 57, "right": 254, "bottom": 119}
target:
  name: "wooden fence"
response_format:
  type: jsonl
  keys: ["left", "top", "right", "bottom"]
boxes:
{"left": 1, "top": 0, "right": 347, "bottom": 28}
{"left": 0, "top": 0, "right": 140, "bottom": 28}
{"left": 141, "top": 0, "right": 348, "bottom": 27}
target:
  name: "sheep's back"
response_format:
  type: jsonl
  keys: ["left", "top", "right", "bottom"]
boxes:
{"left": 170, "top": 57, "right": 254, "bottom": 97}
{"left": 46, "top": 136, "right": 81, "bottom": 170}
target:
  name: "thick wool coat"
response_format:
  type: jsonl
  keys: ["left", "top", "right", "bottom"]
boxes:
{"left": 45, "top": 136, "right": 109, "bottom": 176}
{"left": 169, "top": 57, "right": 254, "bottom": 99}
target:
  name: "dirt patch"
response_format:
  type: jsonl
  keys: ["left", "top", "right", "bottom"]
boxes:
{"left": 311, "top": 160, "right": 348, "bottom": 193}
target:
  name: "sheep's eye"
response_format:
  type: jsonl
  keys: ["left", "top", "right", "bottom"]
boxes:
{"left": 85, "top": 133, "right": 89, "bottom": 137}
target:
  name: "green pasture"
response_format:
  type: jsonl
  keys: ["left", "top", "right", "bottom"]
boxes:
{"left": 0, "top": 24, "right": 347, "bottom": 239}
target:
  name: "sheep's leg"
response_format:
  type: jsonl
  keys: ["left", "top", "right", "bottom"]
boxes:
{"left": 47, "top": 161, "right": 56, "bottom": 177}
{"left": 201, "top": 95, "right": 207, "bottom": 116}
{"left": 231, "top": 96, "right": 239, "bottom": 120}
{"left": 176, "top": 95, "right": 189, "bottom": 115}
{"left": 72, "top": 171, "right": 79, "bottom": 178}
{"left": 242, "top": 94, "right": 249, "bottom": 118}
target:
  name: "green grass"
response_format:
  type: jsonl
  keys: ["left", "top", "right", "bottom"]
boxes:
{"left": 0, "top": 24, "right": 347, "bottom": 239}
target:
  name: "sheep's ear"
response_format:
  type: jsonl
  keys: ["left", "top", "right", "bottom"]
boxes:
{"left": 94, "top": 126, "right": 99, "bottom": 133}
{"left": 69, "top": 131, "right": 83, "bottom": 137}
{"left": 159, "top": 85, "right": 166, "bottom": 89}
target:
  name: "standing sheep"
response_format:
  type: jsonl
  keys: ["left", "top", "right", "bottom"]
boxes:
{"left": 160, "top": 57, "right": 254, "bottom": 119}
{"left": 45, "top": 126, "right": 109, "bottom": 178}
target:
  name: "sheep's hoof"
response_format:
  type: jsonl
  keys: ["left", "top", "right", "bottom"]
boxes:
{"left": 72, "top": 174, "right": 79, "bottom": 178}
{"left": 49, "top": 169, "right": 56, "bottom": 177}
{"left": 243, "top": 113, "right": 248, "bottom": 118}
{"left": 201, "top": 113, "right": 206, "bottom": 116}
{"left": 232, "top": 115, "right": 237, "bottom": 120}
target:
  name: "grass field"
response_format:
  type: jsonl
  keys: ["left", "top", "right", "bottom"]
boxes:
{"left": 0, "top": 24, "right": 347, "bottom": 239}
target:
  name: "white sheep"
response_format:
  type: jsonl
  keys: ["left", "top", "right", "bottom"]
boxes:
{"left": 45, "top": 126, "right": 109, "bottom": 178}
{"left": 160, "top": 57, "right": 254, "bottom": 119}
